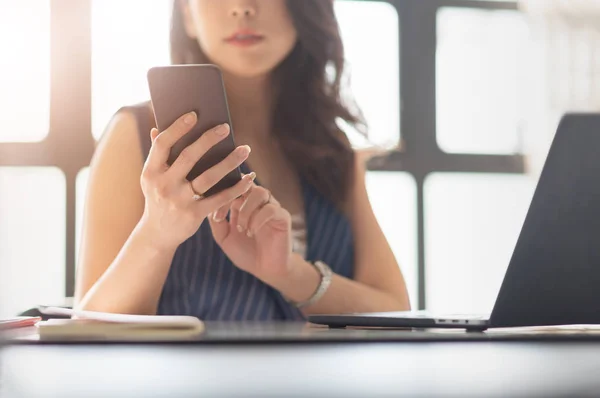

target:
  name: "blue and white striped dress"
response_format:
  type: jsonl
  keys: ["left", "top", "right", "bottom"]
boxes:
{"left": 126, "top": 103, "right": 355, "bottom": 321}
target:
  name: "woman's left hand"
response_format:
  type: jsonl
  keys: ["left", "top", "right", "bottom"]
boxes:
{"left": 208, "top": 179, "right": 293, "bottom": 283}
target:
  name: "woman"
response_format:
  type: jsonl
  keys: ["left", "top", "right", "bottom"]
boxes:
{"left": 75, "top": 0, "right": 410, "bottom": 320}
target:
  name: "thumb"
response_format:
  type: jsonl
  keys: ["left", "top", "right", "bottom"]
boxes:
{"left": 150, "top": 128, "right": 160, "bottom": 142}
{"left": 208, "top": 212, "right": 231, "bottom": 244}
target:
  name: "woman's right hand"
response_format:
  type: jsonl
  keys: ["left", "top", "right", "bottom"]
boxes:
{"left": 138, "top": 111, "right": 255, "bottom": 252}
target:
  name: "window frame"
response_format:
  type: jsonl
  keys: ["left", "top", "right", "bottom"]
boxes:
{"left": 0, "top": 0, "right": 523, "bottom": 310}
{"left": 374, "top": 0, "right": 525, "bottom": 309}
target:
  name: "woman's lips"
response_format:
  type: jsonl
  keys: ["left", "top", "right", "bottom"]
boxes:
{"left": 225, "top": 29, "right": 265, "bottom": 47}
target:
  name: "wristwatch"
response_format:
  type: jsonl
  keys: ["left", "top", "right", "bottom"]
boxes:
{"left": 289, "top": 261, "right": 333, "bottom": 309}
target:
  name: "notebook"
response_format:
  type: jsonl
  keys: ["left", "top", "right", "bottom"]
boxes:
{"left": 36, "top": 306, "right": 205, "bottom": 341}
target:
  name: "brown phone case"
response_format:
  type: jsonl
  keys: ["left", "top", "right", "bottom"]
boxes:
{"left": 147, "top": 64, "right": 241, "bottom": 197}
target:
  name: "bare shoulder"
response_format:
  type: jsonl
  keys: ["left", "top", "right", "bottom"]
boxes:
{"left": 94, "top": 108, "right": 146, "bottom": 163}
{"left": 87, "top": 108, "right": 147, "bottom": 213}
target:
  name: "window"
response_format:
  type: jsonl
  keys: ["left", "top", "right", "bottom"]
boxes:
{"left": 367, "top": 172, "right": 418, "bottom": 306}
{"left": 0, "top": 1, "right": 50, "bottom": 142}
{"left": 424, "top": 173, "right": 535, "bottom": 313}
{"left": 335, "top": 1, "right": 400, "bottom": 149}
{"left": 423, "top": 4, "right": 533, "bottom": 311}
{"left": 436, "top": 7, "right": 532, "bottom": 154}
{"left": 0, "top": 1, "right": 56, "bottom": 317}
{"left": 0, "top": 168, "right": 66, "bottom": 318}
{"left": 76, "top": 168, "right": 90, "bottom": 264}
{"left": 91, "top": 0, "right": 172, "bottom": 139}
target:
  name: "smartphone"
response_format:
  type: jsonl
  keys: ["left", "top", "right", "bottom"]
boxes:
{"left": 147, "top": 64, "right": 241, "bottom": 197}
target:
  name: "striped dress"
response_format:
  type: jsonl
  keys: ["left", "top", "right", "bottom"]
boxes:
{"left": 125, "top": 103, "right": 355, "bottom": 321}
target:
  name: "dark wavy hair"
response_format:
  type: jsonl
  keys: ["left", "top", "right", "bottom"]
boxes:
{"left": 170, "top": 0, "right": 366, "bottom": 207}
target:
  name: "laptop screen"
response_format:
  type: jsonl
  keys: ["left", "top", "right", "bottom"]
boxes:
{"left": 491, "top": 114, "right": 600, "bottom": 327}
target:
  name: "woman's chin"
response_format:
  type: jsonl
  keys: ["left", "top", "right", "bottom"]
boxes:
{"left": 216, "top": 56, "right": 284, "bottom": 80}
{"left": 222, "top": 65, "right": 274, "bottom": 80}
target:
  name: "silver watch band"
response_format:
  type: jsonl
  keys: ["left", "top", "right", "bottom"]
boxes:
{"left": 288, "top": 261, "right": 333, "bottom": 309}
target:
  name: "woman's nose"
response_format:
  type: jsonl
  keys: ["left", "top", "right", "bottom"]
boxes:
{"left": 230, "top": 4, "right": 257, "bottom": 18}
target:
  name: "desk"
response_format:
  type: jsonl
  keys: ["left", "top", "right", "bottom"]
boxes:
{"left": 3, "top": 322, "right": 600, "bottom": 397}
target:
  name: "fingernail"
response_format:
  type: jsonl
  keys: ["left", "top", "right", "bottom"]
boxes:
{"left": 150, "top": 128, "right": 159, "bottom": 142}
{"left": 248, "top": 172, "right": 256, "bottom": 181}
{"left": 216, "top": 124, "right": 229, "bottom": 136}
{"left": 246, "top": 230, "right": 253, "bottom": 238}
{"left": 237, "top": 225, "right": 244, "bottom": 233}
{"left": 212, "top": 212, "right": 225, "bottom": 223}
{"left": 238, "top": 145, "right": 251, "bottom": 159}
{"left": 184, "top": 112, "right": 196, "bottom": 125}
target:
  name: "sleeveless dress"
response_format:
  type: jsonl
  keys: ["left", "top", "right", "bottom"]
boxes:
{"left": 123, "top": 103, "right": 355, "bottom": 321}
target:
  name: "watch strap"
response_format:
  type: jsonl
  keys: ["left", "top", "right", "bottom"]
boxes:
{"left": 288, "top": 261, "right": 333, "bottom": 309}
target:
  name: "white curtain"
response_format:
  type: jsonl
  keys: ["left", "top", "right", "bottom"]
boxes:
{"left": 518, "top": 0, "right": 600, "bottom": 173}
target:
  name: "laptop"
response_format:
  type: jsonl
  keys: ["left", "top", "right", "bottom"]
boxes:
{"left": 309, "top": 113, "right": 600, "bottom": 331}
